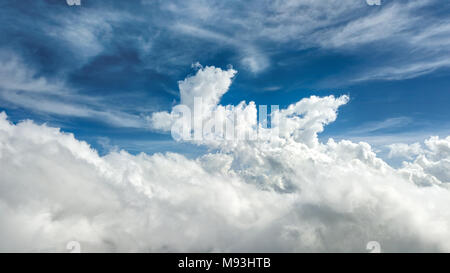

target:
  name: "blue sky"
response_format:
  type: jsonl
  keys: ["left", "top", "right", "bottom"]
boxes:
{"left": 0, "top": 0, "right": 449, "bottom": 158}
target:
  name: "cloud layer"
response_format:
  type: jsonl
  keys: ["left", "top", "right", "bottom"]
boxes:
{"left": 1, "top": 66, "right": 450, "bottom": 252}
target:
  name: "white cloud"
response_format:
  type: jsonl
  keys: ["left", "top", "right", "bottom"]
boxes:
{"left": 353, "top": 58, "right": 450, "bottom": 82}
{"left": 151, "top": 64, "right": 349, "bottom": 148}
{"left": 2, "top": 66, "right": 450, "bottom": 252}
{"left": 388, "top": 143, "right": 423, "bottom": 160}
{"left": 396, "top": 136, "right": 450, "bottom": 186}
{"left": 179, "top": 64, "right": 237, "bottom": 110}
{"left": 150, "top": 64, "right": 239, "bottom": 137}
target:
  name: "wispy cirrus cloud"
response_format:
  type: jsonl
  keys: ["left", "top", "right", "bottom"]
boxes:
{"left": 2, "top": 0, "right": 449, "bottom": 82}
{"left": 346, "top": 117, "right": 413, "bottom": 136}
{"left": 0, "top": 51, "right": 147, "bottom": 128}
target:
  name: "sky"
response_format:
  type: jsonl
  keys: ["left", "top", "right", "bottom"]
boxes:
{"left": 1, "top": 0, "right": 449, "bottom": 157}
{"left": 0, "top": 0, "right": 450, "bottom": 252}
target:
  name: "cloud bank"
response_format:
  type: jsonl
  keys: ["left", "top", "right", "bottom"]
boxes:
{"left": 1, "top": 65, "right": 450, "bottom": 252}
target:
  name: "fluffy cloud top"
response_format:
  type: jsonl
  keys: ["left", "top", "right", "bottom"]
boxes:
{"left": 1, "top": 66, "right": 450, "bottom": 252}
{"left": 150, "top": 65, "right": 348, "bottom": 149}
{"left": 179, "top": 63, "right": 237, "bottom": 110}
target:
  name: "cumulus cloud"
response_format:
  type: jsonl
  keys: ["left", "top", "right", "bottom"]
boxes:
{"left": 395, "top": 136, "right": 450, "bottom": 187}
{"left": 150, "top": 64, "right": 238, "bottom": 134}
{"left": 179, "top": 64, "right": 237, "bottom": 111}
{"left": 388, "top": 142, "right": 423, "bottom": 160}
{"left": 150, "top": 64, "right": 348, "bottom": 148}
{"left": 1, "top": 66, "right": 450, "bottom": 252}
